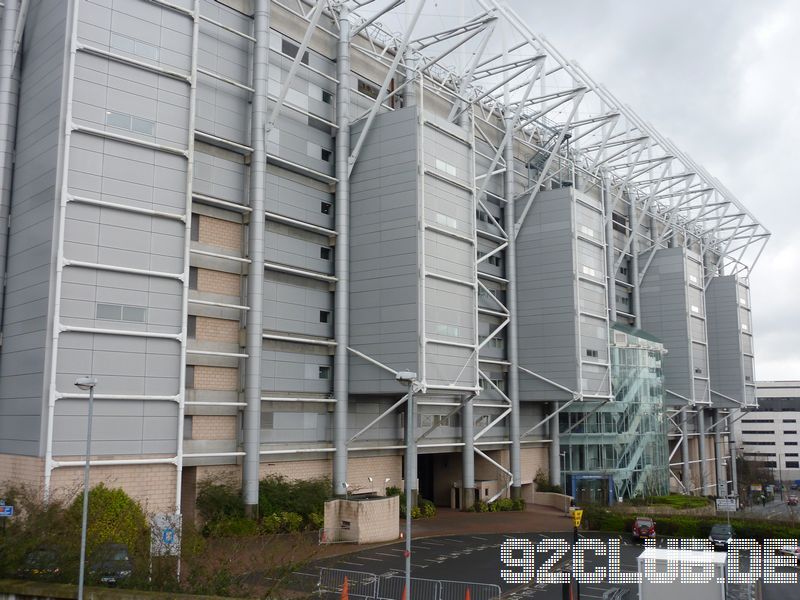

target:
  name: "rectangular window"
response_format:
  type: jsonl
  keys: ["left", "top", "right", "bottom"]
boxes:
{"left": 187, "top": 315, "right": 197, "bottom": 339}
{"left": 122, "top": 305, "right": 147, "bottom": 322}
{"left": 191, "top": 214, "right": 200, "bottom": 241}
{"left": 321, "top": 202, "right": 331, "bottom": 215}
{"left": 185, "top": 365, "right": 195, "bottom": 389}
{"left": 787, "top": 461, "right": 800, "bottom": 468}
{"left": 105, "top": 110, "right": 155, "bottom": 136}
{"left": 318, "top": 366, "right": 331, "bottom": 379}
{"left": 786, "top": 441, "right": 798, "bottom": 446}
{"left": 586, "top": 349, "right": 599, "bottom": 358}
{"left": 320, "top": 247, "right": 331, "bottom": 260}
{"left": 96, "top": 303, "right": 146, "bottom": 322}
{"left": 434, "top": 158, "right": 458, "bottom": 177}
{"left": 612, "top": 212, "right": 628, "bottom": 233}
{"left": 783, "top": 419, "right": 796, "bottom": 423}
{"left": 435, "top": 212, "right": 458, "bottom": 230}
{"left": 319, "top": 311, "right": 330, "bottom": 323}
{"left": 189, "top": 267, "right": 198, "bottom": 290}
{"left": 785, "top": 431, "right": 797, "bottom": 435}
{"left": 183, "top": 415, "right": 192, "bottom": 440}
{"left": 321, "top": 148, "right": 331, "bottom": 162}
{"left": 281, "top": 38, "right": 309, "bottom": 64}
{"left": 321, "top": 90, "right": 333, "bottom": 104}
{"left": 96, "top": 303, "right": 122, "bottom": 320}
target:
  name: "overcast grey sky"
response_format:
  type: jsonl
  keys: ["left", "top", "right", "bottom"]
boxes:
{"left": 499, "top": 0, "right": 799, "bottom": 381}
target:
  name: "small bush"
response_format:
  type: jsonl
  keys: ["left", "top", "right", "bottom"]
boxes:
{"left": 470, "top": 500, "right": 489, "bottom": 513}
{"left": 533, "top": 468, "right": 563, "bottom": 493}
{"left": 495, "top": 498, "right": 514, "bottom": 511}
{"left": 206, "top": 516, "right": 259, "bottom": 538}
{"left": 196, "top": 479, "right": 244, "bottom": 525}
{"left": 385, "top": 486, "right": 402, "bottom": 497}
{"left": 308, "top": 511, "right": 324, "bottom": 530}
{"left": 511, "top": 498, "right": 526, "bottom": 511}
{"left": 419, "top": 498, "right": 436, "bottom": 518}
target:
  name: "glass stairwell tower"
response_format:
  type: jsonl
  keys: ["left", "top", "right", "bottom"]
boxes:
{"left": 561, "top": 324, "right": 669, "bottom": 504}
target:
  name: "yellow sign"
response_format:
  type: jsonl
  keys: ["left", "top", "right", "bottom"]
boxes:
{"left": 572, "top": 509, "right": 583, "bottom": 527}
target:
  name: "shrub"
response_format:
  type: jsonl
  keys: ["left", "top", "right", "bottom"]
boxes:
{"left": 196, "top": 479, "right": 244, "bottom": 525}
{"left": 533, "top": 468, "right": 563, "bottom": 493}
{"left": 206, "top": 516, "right": 259, "bottom": 538}
{"left": 308, "top": 511, "right": 324, "bottom": 530}
{"left": 495, "top": 498, "right": 514, "bottom": 512}
{"left": 511, "top": 498, "right": 526, "bottom": 511}
{"left": 258, "top": 475, "right": 330, "bottom": 528}
{"left": 385, "top": 486, "right": 402, "bottom": 497}
{"left": 470, "top": 500, "right": 489, "bottom": 513}
{"left": 67, "top": 483, "right": 149, "bottom": 557}
{"left": 419, "top": 498, "right": 436, "bottom": 518}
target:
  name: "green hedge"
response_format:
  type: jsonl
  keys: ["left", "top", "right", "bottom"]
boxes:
{"left": 584, "top": 506, "right": 800, "bottom": 540}
{"left": 626, "top": 494, "right": 711, "bottom": 509}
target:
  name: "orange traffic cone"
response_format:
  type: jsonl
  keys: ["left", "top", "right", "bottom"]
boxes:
{"left": 401, "top": 583, "right": 407, "bottom": 600}
{"left": 341, "top": 576, "right": 349, "bottom": 600}
{"left": 465, "top": 587, "right": 471, "bottom": 600}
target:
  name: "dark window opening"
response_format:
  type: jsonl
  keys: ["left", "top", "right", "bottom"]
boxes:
{"left": 321, "top": 202, "right": 332, "bottom": 215}
{"left": 189, "top": 267, "right": 198, "bottom": 290}
{"left": 320, "top": 247, "right": 331, "bottom": 260}
{"left": 322, "top": 90, "right": 333, "bottom": 104}
{"left": 319, "top": 310, "right": 330, "bottom": 323}
{"left": 319, "top": 366, "right": 331, "bottom": 379}
{"left": 187, "top": 315, "right": 196, "bottom": 339}
{"left": 185, "top": 365, "right": 195, "bottom": 389}
{"left": 321, "top": 148, "right": 331, "bottom": 162}
{"left": 612, "top": 212, "right": 628, "bottom": 233}
{"left": 281, "top": 38, "right": 309, "bottom": 64}
{"left": 190, "top": 214, "right": 200, "bottom": 241}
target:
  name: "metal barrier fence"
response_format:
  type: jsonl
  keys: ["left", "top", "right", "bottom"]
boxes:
{"left": 377, "top": 574, "right": 440, "bottom": 600}
{"left": 318, "top": 568, "right": 379, "bottom": 599}
{"left": 318, "top": 568, "right": 501, "bottom": 600}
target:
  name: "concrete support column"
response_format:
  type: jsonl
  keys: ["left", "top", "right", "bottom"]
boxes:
{"left": 603, "top": 178, "right": 617, "bottom": 322}
{"left": 332, "top": 6, "right": 352, "bottom": 496}
{"left": 697, "top": 406, "right": 708, "bottom": 494}
{"left": 504, "top": 116, "right": 521, "bottom": 499}
{"left": 550, "top": 402, "right": 562, "bottom": 488}
{"left": 461, "top": 395, "right": 475, "bottom": 509}
{"left": 0, "top": 0, "right": 21, "bottom": 325}
{"left": 681, "top": 408, "right": 691, "bottom": 492}
{"left": 243, "top": 0, "right": 270, "bottom": 515}
{"left": 627, "top": 193, "right": 641, "bottom": 328}
{"left": 714, "top": 409, "right": 726, "bottom": 496}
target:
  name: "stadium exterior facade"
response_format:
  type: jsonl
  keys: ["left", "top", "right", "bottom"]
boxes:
{"left": 0, "top": 0, "right": 768, "bottom": 516}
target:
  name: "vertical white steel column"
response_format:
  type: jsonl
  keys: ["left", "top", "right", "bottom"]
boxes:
{"left": 461, "top": 394, "right": 474, "bottom": 509}
{"left": 714, "top": 408, "right": 725, "bottom": 496}
{"left": 627, "top": 192, "right": 641, "bottom": 327}
{"left": 504, "top": 115, "right": 521, "bottom": 498}
{"left": 549, "top": 402, "right": 561, "bottom": 487}
{"left": 697, "top": 406, "right": 708, "bottom": 494}
{"left": 603, "top": 178, "right": 617, "bottom": 322}
{"left": 243, "top": 0, "right": 269, "bottom": 514}
{"left": 177, "top": 0, "right": 200, "bottom": 513}
{"left": 333, "top": 5, "right": 351, "bottom": 496}
{"left": 681, "top": 408, "right": 691, "bottom": 491}
{"left": 0, "top": 0, "right": 20, "bottom": 326}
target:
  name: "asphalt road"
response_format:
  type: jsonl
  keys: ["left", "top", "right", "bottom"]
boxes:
{"left": 741, "top": 497, "right": 800, "bottom": 521}
{"left": 302, "top": 532, "right": 800, "bottom": 600}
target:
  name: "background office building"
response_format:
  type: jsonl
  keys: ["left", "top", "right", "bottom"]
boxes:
{"left": 0, "top": 0, "right": 768, "bottom": 515}
{"left": 733, "top": 381, "right": 800, "bottom": 484}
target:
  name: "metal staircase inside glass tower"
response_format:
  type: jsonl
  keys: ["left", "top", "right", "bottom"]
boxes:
{"left": 561, "top": 325, "right": 670, "bottom": 504}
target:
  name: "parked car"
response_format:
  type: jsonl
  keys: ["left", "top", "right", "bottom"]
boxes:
{"left": 708, "top": 523, "right": 735, "bottom": 551}
{"left": 88, "top": 543, "right": 133, "bottom": 586}
{"left": 787, "top": 495, "right": 798, "bottom": 506}
{"left": 776, "top": 543, "right": 800, "bottom": 565}
{"left": 18, "top": 546, "right": 61, "bottom": 580}
{"left": 632, "top": 517, "right": 656, "bottom": 543}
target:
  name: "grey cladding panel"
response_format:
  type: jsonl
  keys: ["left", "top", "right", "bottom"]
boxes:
{"left": 706, "top": 276, "right": 747, "bottom": 405}
{"left": 0, "top": 0, "right": 69, "bottom": 455}
{"left": 349, "top": 108, "right": 421, "bottom": 394}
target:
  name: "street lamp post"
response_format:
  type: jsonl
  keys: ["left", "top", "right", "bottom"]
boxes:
{"left": 396, "top": 370, "right": 417, "bottom": 600}
{"left": 75, "top": 376, "right": 98, "bottom": 600}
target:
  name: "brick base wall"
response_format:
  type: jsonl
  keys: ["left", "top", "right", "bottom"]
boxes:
{"left": 0, "top": 454, "right": 45, "bottom": 492}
